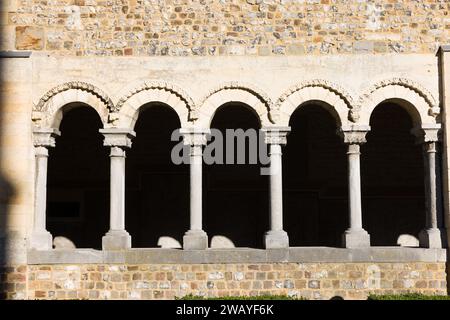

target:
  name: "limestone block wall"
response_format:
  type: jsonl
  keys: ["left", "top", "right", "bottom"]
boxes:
{"left": 0, "top": 262, "right": 445, "bottom": 300}
{"left": 2, "top": 0, "right": 449, "bottom": 56}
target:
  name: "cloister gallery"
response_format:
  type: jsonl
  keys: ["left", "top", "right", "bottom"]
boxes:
{"left": 2, "top": 36, "right": 450, "bottom": 300}
{"left": 30, "top": 79, "right": 445, "bottom": 252}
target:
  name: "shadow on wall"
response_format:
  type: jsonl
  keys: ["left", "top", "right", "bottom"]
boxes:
{"left": 0, "top": 13, "right": 18, "bottom": 298}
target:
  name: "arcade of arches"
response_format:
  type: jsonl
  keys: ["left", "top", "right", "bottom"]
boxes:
{"left": 32, "top": 100, "right": 445, "bottom": 251}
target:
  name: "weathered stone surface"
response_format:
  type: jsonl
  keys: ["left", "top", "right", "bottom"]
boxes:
{"left": 27, "top": 247, "right": 448, "bottom": 265}
{"left": 15, "top": 26, "right": 44, "bottom": 50}
{"left": 6, "top": 261, "right": 445, "bottom": 300}
{"left": 5, "top": 1, "right": 449, "bottom": 56}
{"left": 1, "top": 0, "right": 450, "bottom": 303}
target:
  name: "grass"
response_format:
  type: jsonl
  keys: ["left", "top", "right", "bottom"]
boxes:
{"left": 176, "top": 293, "right": 450, "bottom": 300}
{"left": 177, "top": 294, "right": 305, "bottom": 300}
{"left": 367, "top": 293, "right": 450, "bottom": 300}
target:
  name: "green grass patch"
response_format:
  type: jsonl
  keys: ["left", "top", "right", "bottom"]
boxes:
{"left": 176, "top": 293, "right": 450, "bottom": 301}
{"left": 368, "top": 293, "right": 450, "bottom": 300}
{"left": 177, "top": 294, "right": 305, "bottom": 300}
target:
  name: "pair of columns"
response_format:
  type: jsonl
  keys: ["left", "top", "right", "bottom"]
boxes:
{"left": 30, "top": 128, "right": 134, "bottom": 250}
{"left": 181, "top": 127, "right": 292, "bottom": 249}
{"left": 339, "top": 124, "right": 445, "bottom": 249}
{"left": 181, "top": 127, "right": 291, "bottom": 249}
{"left": 29, "top": 125, "right": 445, "bottom": 250}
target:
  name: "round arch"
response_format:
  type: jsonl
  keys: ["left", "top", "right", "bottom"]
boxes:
{"left": 196, "top": 83, "right": 272, "bottom": 127}
{"left": 368, "top": 97, "right": 423, "bottom": 127}
{"left": 33, "top": 81, "right": 113, "bottom": 129}
{"left": 362, "top": 101, "right": 426, "bottom": 246}
{"left": 117, "top": 87, "right": 192, "bottom": 130}
{"left": 359, "top": 79, "right": 439, "bottom": 127}
{"left": 125, "top": 104, "right": 188, "bottom": 248}
{"left": 205, "top": 102, "right": 268, "bottom": 248}
{"left": 277, "top": 85, "right": 351, "bottom": 127}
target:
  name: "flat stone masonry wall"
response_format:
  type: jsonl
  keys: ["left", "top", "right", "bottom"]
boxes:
{"left": 1, "top": 262, "right": 447, "bottom": 300}
{"left": 4, "top": 0, "right": 450, "bottom": 56}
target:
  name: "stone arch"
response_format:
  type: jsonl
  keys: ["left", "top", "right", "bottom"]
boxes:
{"left": 115, "top": 81, "right": 195, "bottom": 129}
{"left": 276, "top": 80, "right": 355, "bottom": 126}
{"left": 32, "top": 81, "right": 113, "bottom": 129}
{"left": 196, "top": 82, "right": 272, "bottom": 127}
{"left": 358, "top": 78, "right": 440, "bottom": 126}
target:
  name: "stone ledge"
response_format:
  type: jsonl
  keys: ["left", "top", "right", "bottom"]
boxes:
{"left": 0, "top": 51, "right": 31, "bottom": 58}
{"left": 27, "top": 247, "right": 447, "bottom": 265}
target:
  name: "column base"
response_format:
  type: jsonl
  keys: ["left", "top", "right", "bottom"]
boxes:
{"left": 419, "top": 228, "right": 443, "bottom": 248}
{"left": 183, "top": 230, "right": 208, "bottom": 250}
{"left": 342, "top": 228, "right": 370, "bottom": 248}
{"left": 264, "top": 230, "right": 289, "bottom": 249}
{"left": 29, "top": 230, "right": 53, "bottom": 250}
{"left": 102, "top": 230, "right": 131, "bottom": 250}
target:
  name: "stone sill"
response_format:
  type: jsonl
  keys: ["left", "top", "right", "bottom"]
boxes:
{"left": 27, "top": 247, "right": 447, "bottom": 265}
{"left": 0, "top": 51, "right": 32, "bottom": 58}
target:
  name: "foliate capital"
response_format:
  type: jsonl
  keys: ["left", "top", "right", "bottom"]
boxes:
{"left": 338, "top": 125, "right": 370, "bottom": 145}
{"left": 33, "top": 128, "right": 60, "bottom": 148}
{"left": 261, "top": 126, "right": 291, "bottom": 145}
{"left": 180, "top": 128, "right": 210, "bottom": 146}
{"left": 100, "top": 128, "right": 135, "bottom": 148}
{"left": 411, "top": 124, "right": 441, "bottom": 144}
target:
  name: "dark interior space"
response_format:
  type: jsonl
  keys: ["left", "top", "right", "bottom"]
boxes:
{"left": 44, "top": 101, "right": 427, "bottom": 249}
{"left": 47, "top": 105, "right": 109, "bottom": 249}
{"left": 205, "top": 103, "right": 269, "bottom": 248}
{"left": 126, "top": 103, "right": 189, "bottom": 248}
{"left": 362, "top": 102, "right": 425, "bottom": 246}
{"left": 283, "top": 104, "right": 348, "bottom": 247}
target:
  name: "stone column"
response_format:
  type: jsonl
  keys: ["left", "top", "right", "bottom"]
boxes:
{"left": 339, "top": 126, "right": 371, "bottom": 248}
{"left": 99, "top": 128, "right": 135, "bottom": 250}
{"left": 262, "top": 127, "right": 290, "bottom": 249}
{"left": 29, "top": 128, "right": 60, "bottom": 250}
{"left": 413, "top": 125, "right": 444, "bottom": 248}
{"left": 181, "top": 128, "right": 209, "bottom": 250}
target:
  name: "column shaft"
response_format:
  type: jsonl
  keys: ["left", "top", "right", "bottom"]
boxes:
{"left": 340, "top": 130, "right": 370, "bottom": 248}
{"left": 109, "top": 146, "right": 126, "bottom": 231}
{"left": 269, "top": 144, "right": 283, "bottom": 232}
{"left": 348, "top": 144, "right": 363, "bottom": 230}
{"left": 190, "top": 144, "right": 203, "bottom": 231}
{"left": 426, "top": 143, "right": 438, "bottom": 229}
{"left": 419, "top": 142, "right": 442, "bottom": 248}
{"left": 29, "top": 146, "right": 53, "bottom": 250}
{"left": 263, "top": 127, "right": 290, "bottom": 249}
{"left": 102, "top": 145, "right": 131, "bottom": 250}
{"left": 182, "top": 129, "right": 208, "bottom": 250}
{"left": 34, "top": 147, "right": 49, "bottom": 232}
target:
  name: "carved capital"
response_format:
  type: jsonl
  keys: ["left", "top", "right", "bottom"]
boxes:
{"left": 411, "top": 124, "right": 441, "bottom": 144}
{"left": 180, "top": 128, "right": 210, "bottom": 146}
{"left": 261, "top": 126, "right": 291, "bottom": 145}
{"left": 33, "top": 128, "right": 60, "bottom": 148}
{"left": 100, "top": 128, "right": 136, "bottom": 148}
{"left": 338, "top": 125, "right": 370, "bottom": 145}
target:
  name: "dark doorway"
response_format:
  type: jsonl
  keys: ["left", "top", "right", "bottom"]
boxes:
{"left": 47, "top": 105, "right": 109, "bottom": 249}
{"left": 126, "top": 103, "right": 189, "bottom": 248}
{"left": 362, "top": 102, "right": 425, "bottom": 246}
{"left": 283, "top": 104, "right": 347, "bottom": 247}
{"left": 205, "top": 103, "right": 268, "bottom": 248}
